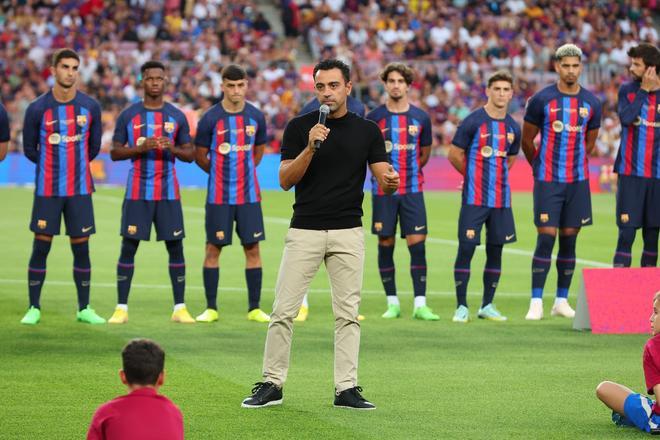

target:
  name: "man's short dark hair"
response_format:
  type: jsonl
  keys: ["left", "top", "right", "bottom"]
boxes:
{"left": 380, "top": 63, "right": 414, "bottom": 85}
{"left": 487, "top": 70, "right": 514, "bottom": 88}
{"left": 628, "top": 43, "right": 660, "bottom": 74}
{"left": 313, "top": 59, "right": 350, "bottom": 83}
{"left": 140, "top": 60, "right": 166, "bottom": 74}
{"left": 221, "top": 64, "right": 247, "bottom": 81}
{"left": 51, "top": 48, "right": 80, "bottom": 67}
{"left": 122, "top": 339, "right": 165, "bottom": 386}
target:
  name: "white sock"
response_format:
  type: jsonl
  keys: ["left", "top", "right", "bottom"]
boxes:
{"left": 530, "top": 298, "right": 543, "bottom": 305}
{"left": 173, "top": 303, "right": 186, "bottom": 311}
{"left": 387, "top": 296, "right": 400, "bottom": 306}
{"left": 301, "top": 294, "right": 309, "bottom": 308}
{"left": 553, "top": 297, "right": 567, "bottom": 306}
{"left": 117, "top": 304, "right": 128, "bottom": 311}
{"left": 414, "top": 296, "right": 426, "bottom": 308}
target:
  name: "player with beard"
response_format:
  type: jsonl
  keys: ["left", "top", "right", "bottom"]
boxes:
{"left": 612, "top": 43, "right": 660, "bottom": 268}
{"left": 522, "top": 44, "right": 602, "bottom": 321}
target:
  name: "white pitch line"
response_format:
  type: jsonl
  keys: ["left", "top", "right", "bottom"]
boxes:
{"left": 72, "top": 192, "right": 613, "bottom": 268}
{"left": 0, "top": 278, "right": 528, "bottom": 297}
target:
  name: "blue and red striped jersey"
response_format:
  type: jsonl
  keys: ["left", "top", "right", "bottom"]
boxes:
{"left": 0, "top": 103, "right": 9, "bottom": 143}
{"left": 524, "top": 84, "right": 602, "bottom": 183}
{"left": 614, "top": 82, "right": 659, "bottom": 179}
{"left": 113, "top": 102, "right": 191, "bottom": 201}
{"left": 23, "top": 90, "right": 101, "bottom": 197}
{"left": 195, "top": 102, "right": 267, "bottom": 205}
{"left": 452, "top": 108, "right": 521, "bottom": 208}
{"left": 366, "top": 104, "right": 432, "bottom": 195}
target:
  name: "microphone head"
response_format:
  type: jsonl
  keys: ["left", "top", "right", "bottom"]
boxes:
{"left": 319, "top": 104, "right": 330, "bottom": 115}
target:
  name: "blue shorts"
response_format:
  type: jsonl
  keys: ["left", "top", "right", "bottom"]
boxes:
{"left": 458, "top": 205, "right": 516, "bottom": 245}
{"left": 30, "top": 195, "right": 95, "bottom": 237}
{"left": 623, "top": 393, "right": 660, "bottom": 433}
{"left": 371, "top": 192, "right": 427, "bottom": 237}
{"left": 121, "top": 199, "right": 185, "bottom": 241}
{"left": 206, "top": 202, "right": 265, "bottom": 246}
{"left": 616, "top": 175, "right": 660, "bottom": 228}
{"left": 533, "top": 180, "right": 592, "bottom": 228}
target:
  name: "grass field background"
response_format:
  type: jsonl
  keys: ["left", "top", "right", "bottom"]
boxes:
{"left": 0, "top": 186, "right": 652, "bottom": 439}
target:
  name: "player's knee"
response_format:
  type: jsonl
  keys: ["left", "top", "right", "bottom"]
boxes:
{"left": 596, "top": 381, "right": 613, "bottom": 400}
{"left": 455, "top": 242, "right": 477, "bottom": 266}
{"left": 120, "top": 238, "right": 139, "bottom": 261}
{"left": 204, "top": 243, "right": 220, "bottom": 264}
{"left": 166, "top": 240, "right": 184, "bottom": 261}
{"left": 378, "top": 236, "right": 395, "bottom": 247}
{"left": 535, "top": 233, "right": 556, "bottom": 254}
{"left": 618, "top": 228, "right": 636, "bottom": 248}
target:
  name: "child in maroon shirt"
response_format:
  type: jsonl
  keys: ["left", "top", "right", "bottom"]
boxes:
{"left": 597, "top": 291, "right": 660, "bottom": 433}
{"left": 87, "top": 339, "right": 184, "bottom": 440}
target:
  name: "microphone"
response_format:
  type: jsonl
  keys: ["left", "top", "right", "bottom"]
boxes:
{"left": 314, "top": 104, "right": 330, "bottom": 150}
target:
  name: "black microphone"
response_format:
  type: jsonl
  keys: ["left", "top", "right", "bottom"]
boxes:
{"left": 314, "top": 104, "right": 330, "bottom": 150}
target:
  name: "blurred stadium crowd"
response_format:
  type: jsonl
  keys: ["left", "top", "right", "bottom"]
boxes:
{"left": 0, "top": 0, "right": 657, "bottom": 159}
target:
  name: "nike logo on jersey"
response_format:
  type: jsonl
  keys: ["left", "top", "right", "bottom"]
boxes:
{"left": 173, "top": 230, "right": 183, "bottom": 237}
{"left": 81, "top": 226, "right": 93, "bottom": 233}
{"left": 550, "top": 108, "right": 562, "bottom": 113}
{"left": 253, "top": 231, "right": 263, "bottom": 238}
{"left": 217, "top": 129, "right": 229, "bottom": 135}
{"left": 480, "top": 133, "right": 490, "bottom": 138}
{"left": 581, "top": 218, "right": 591, "bottom": 224}
{"left": 133, "top": 123, "right": 146, "bottom": 129}
{"left": 414, "top": 225, "right": 426, "bottom": 231}
{"left": 45, "top": 120, "right": 58, "bottom": 126}
{"left": 381, "top": 128, "right": 390, "bottom": 133}
{"left": 505, "top": 234, "right": 515, "bottom": 241}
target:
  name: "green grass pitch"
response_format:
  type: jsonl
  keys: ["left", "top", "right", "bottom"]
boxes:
{"left": 0, "top": 186, "right": 651, "bottom": 439}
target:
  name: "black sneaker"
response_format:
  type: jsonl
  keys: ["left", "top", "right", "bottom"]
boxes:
{"left": 241, "top": 382, "right": 283, "bottom": 408}
{"left": 333, "top": 386, "right": 375, "bottom": 410}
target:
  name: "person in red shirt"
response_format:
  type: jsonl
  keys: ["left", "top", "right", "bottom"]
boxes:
{"left": 596, "top": 291, "right": 660, "bottom": 433}
{"left": 87, "top": 339, "right": 183, "bottom": 440}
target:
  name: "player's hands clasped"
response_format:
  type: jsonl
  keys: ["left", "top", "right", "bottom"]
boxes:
{"left": 307, "top": 123, "right": 329, "bottom": 150}
{"left": 383, "top": 164, "right": 399, "bottom": 191}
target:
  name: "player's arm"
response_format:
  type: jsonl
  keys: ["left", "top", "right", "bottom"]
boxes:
{"left": 279, "top": 123, "right": 325, "bottom": 191}
{"left": 161, "top": 139, "right": 194, "bottom": 162}
{"left": 110, "top": 139, "right": 157, "bottom": 161}
{"left": 88, "top": 104, "right": 102, "bottom": 160}
{"left": 369, "top": 162, "right": 399, "bottom": 195}
{"left": 521, "top": 121, "right": 539, "bottom": 166}
{"left": 254, "top": 143, "right": 265, "bottom": 166}
{"left": 0, "top": 141, "right": 7, "bottom": 161}
{"left": 0, "top": 106, "right": 9, "bottom": 161}
{"left": 585, "top": 128, "right": 600, "bottom": 156}
{"left": 419, "top": 145, "right": 431, "bottom": 167}
{"left": 618, "top": 69, "right": 658, "bottom": 125}
{"left": 507, "top": 155, "right": 517, "bottom": 169}
{"left": 22, "top": 104, "right": 40, "bottom": 163}
{"left": 194, "top": 145, "right": 211, "bottom": 173}
{"left": 447, "top": 145, "right": 466, "bottom": 175}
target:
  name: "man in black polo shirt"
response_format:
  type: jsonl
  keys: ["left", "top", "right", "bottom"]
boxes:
{"left": 242, "top": 59, "right": 399, "bottom": 410}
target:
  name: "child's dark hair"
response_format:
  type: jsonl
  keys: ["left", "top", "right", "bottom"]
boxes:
{"left": 122, "top": 339, "right": 165, "bottom": 386}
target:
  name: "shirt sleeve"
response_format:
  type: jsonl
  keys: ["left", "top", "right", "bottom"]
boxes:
{"left": 255, "top": 111, "right": 267, "bottom": 145}
{"left": 88, "top": 101, "right": 102, "bottom": 160}
{"left": 175, "top": 112, "right": 192, "bottom": 145}
{"left": 281, "top": 119, "right": 305, "bottom": 161}
{"left": 617, "top": 85, "right": 647, "bottom": 126}
{"left": 508, "top": 122, "right": 521, "bottom": 156}
{"left": 451, "top": 117, "right": 473, "bottom": 150}
{"left": 0, "top": 104, "right": 10, "bottom": 142}
{"left": 645, "top": 342, "right": 660, "bottom": 394}
{"left": 112, "top": 110, "right": 127, "bottom": 145}
{"left": 194, "top": 112, "right": 212, "bottom": 148}
{"left": 523, "top": 94, "right": 543, "bottom": 127}
{"left": 587, "top": 97, "right": 603, "bottom": 131}
{"left": 419, "top": 111, "right": 433, "bottom": 147}
{"left": 367, "top": 121, "right": 387, "bottom": 164}
{"left": 22, "top": 102, "right": 40, "bottom": 163}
